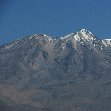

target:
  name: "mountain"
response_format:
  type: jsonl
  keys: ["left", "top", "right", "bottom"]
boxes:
{"left": 0, "top": 29, "right": 111, "bottom": 111}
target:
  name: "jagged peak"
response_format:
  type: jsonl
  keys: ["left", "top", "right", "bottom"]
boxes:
{"left": 75, "top": 29, "right": 97, "bottom": 41}
{"left": 57, "top": 29, "right": 88, "bottom": 39}
{"left": 79, "top": 29, "right": 94, "bottom": 36}
{"left": 80, "top": 28, "right": 89, "bottom": 31}
{"left": 58, "top": 29, "right": 97, "bottom": 44}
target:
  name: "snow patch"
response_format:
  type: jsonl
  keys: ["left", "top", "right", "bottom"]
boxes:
{"left": 43, "top": 34, "right": 47, "bottom": 37}
{"left": 74, "top": 34, "right": 81, "bottom": 42}
{"left": 29, "top": 37, "right": 33, "bottom": 40}
{"left": 102, "top": 39, "right": 111, "bottom": 47}
{"left": 60, "top": 33, "right": 74, "bottom": 40}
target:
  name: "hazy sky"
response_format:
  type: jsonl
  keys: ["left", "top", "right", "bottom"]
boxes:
{"left": 0, "top": 0, "right": 111, "bottom": 44}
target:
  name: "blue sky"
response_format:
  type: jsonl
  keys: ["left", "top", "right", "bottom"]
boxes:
{"left": 0, "top": 0, "right": 111, "bottom": 44}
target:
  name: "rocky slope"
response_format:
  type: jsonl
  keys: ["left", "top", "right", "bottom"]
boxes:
{"left": 0, "top": 29, "right": 111, "bottom": 111}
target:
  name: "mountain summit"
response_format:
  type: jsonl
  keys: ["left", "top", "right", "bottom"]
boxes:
{"left": 0, "top": 29, "right": 111, "bottom": 111}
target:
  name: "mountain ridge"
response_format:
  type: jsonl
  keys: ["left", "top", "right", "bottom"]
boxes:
{"left": 1, "top": 29, "right": 111, "bottom": 49}
{"left": 0, "top": 29, "right": 111, "bottom": 111}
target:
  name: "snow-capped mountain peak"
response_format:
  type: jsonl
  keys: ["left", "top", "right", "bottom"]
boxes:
{"left": 79, "top": 29, "right": 96, "bottom": 39}
{"left": 68, "top": 29, "right": 97, "bottom": 44}
{"left": 1, "top": 29, "right": 111, "bottom": 111}
{"left": 1, "top": 29, "right": 111, "bottom": 53}
{"left": 60, "top": 29, "right": 96, "bottom": 41}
